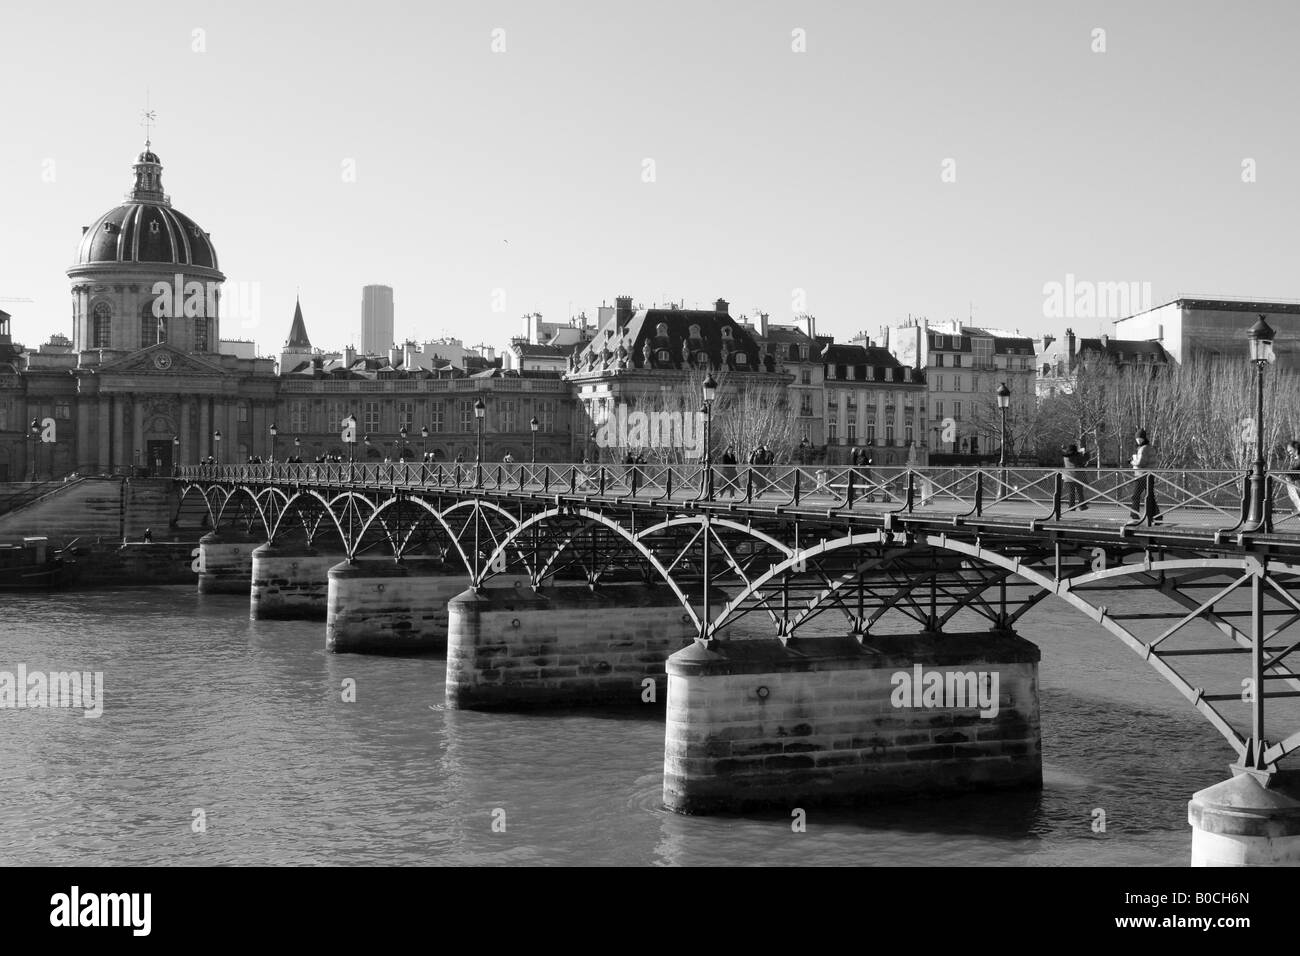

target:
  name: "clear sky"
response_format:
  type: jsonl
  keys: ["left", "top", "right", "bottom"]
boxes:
{"left": 2, "top": 0, "right": 1297, "bottom": 356}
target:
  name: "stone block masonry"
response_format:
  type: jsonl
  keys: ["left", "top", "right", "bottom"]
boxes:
{"left": 196, "top": 530, "right": 262, "bottom": 595}
{"left": 446, "top": 582, "right": 728, "bottom": 710}
{"left": 326, "top": 559, "right": 469, "bottom": 654}
{"left": 250, "top": 543, "right": 340, "bottom": 620}
{"left": 663, "top": 631, "right": 1041, "bottom": 814}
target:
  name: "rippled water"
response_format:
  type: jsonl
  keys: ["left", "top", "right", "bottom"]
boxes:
{"left": 0, "top": 585, "right": 1242, "bottom": 866}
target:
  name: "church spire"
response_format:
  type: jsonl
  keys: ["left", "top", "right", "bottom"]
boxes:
{"left": 286, "top": 296, "right": 311, "bottom": 349}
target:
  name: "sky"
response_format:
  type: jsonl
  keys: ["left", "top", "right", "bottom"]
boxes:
{"left": 2, "top": 0, "right": 1298, "bottom": 357}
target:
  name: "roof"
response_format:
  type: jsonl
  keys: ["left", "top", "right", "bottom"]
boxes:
{"left": 286, "top": 298, "right": 311, "bottom": 349}
{"left": 1118, "top": 297, "right": 1300, "bottom": 321}
{"left": 569, "top": 306, "right": 775, "bottom": 375}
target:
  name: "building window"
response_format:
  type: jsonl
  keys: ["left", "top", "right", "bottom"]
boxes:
{"left": 953, "top": 375, "right": 962, "bottom": 392}
{"left": 935, "top": 400, "right": 944, "bottom": 419}
{"left": 800, "top": 393, "right": 813, "bottom": 416}
{"left": 953, "top": 354, "right": 962, "bottom": 367}
{"left": 800, "top": 423, "right": 811, "bottom": 442}
{"left": 906, "top": 425, "right": 913, "bottom": 444}
{"left": 430, "top": 401, "right": 445, "bottom": 432}
{"left": 289, "top": 401, "right": 308, "bottom": 433}
{"left": 954, "top": 401, "right": 962, "bottom": 420}
{"left": 537, "top": 400, "right": 556, "bottom": 432}
{"left": 91, "top": 302, "right": 112, "bottom": 348}
{"left": 55, "top": 401, "right": 72, "bottom": 421}
{"left": 936, "top": 374, "right": 943, "bottom": 392}
{"left": 828, "top": 421, "right": 838, "bottom": 443}
{"left": 397, "top": 402, "right": 413, "bottom": 429}
{"left": 866, "top": 421, "right": 876, "bottom": 445}
{"left": 194, "top": 317, "right": 209, "bottom": 352}
{"left": 934, "top": 353, "right": 944, "bottom": 367}
{"left": 800, "top": 369, "right": 811, "bottom": 385}
{"left": 886, "top": 424, "right": 895, "bottom": 444}
{"left": 847, "top": 420, "right": 857, "bottom": 444}
{"left": 364, "top": 402, "right": 380, "bottom": 433}
{"left": 500, "top": 400, "right": 516, "bottom": 432}
{"left": 459, "top": 401, "right": 474, "bottom": 432}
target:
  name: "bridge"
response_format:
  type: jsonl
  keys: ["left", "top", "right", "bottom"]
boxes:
{"left": 176, "top": 460, "right": 1300, "bottom": 865}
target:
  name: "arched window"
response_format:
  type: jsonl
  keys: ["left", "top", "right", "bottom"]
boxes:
{"left": 141, "top": 302, "right": 165, "bottom": 349}
{"left": 92, "top": 302, "right": 112, "bottom": 348}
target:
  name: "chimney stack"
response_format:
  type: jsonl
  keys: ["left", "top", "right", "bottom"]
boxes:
{"left": 615, "top": 295, "right": 633, "bottom": 330}
{"left": 715, "top": 298, "right": 729, "bottom": 315}
{"left": 1066, "top": 327, "right": 1076, "bottom": 364}
{"left": 759, "top": 312, "right": 769, "bottom": 337}
{"left": 343, "top": 345, "right": 356, "bottom": 368}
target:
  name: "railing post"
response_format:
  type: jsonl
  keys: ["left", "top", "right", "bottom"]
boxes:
{"left": 974, "top": 470, "right": 984, "bottom": 517}
{"left": 1052, "top": 472, "right": 1062, "bottom": 520}
{"left": 905, "top": 471, "right": 915, "bottom": 513}
{"left": 599, "top": 466, "right": 606, "bottom": 496}
{"left": 846, "top": 467, "right": 855, "bottom": 507}
{"left": 792, "top": 467, "right": 801, "bottom": 506}
{"left": 745, "top": 468, "right": 753, "bottom": 503}
{"left": 1145, "top": 473, "right": 1158, "bottom": 526}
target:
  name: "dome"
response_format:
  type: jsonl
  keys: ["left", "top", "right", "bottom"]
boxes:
{"left": 76, "top": 203, "right": 219, "bottom": 269}
{"left": 72, "top": 145, "right": 220, "bottom": 274}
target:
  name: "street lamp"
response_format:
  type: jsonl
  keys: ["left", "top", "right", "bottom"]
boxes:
{"left": 702, "top": 374, "right": 718, "bottom": 497}
{"left": 474, "top": 398, "right": 486, "bottom": 463}
{"left": 213, "top": 429, "right": 222, "bottom": 465}
{"left": 398, "top": 425, "right": 408, "bottom": 463}
{"left": 269, "top": 422, "right": 278, "bottom": 463}
{"left": 29, "top": 418, "right": 39, "bottom": 480}
{"left": 530, "top": 416, "right": 539, "bottom": 464}
{"left": 996, "top": 382, "right": 1011, "bottom": 468}
{"left": 1247, "top": 314, "right": 1276, "bottom": 526}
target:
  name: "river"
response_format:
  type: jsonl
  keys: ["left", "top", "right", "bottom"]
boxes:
{"left": 0, "top": 584, "right": 1238, "bottom": 866}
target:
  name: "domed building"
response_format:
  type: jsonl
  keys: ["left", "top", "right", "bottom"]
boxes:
{"left": 68, "top": 144, "right": 224, "bottom": 354}
{"left": 1, "top": 141, "right": 278, "bottom": 480}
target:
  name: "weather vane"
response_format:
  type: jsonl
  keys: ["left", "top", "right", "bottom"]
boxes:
{"left": 140, "top": 92, "right": 156, "bottom": 146}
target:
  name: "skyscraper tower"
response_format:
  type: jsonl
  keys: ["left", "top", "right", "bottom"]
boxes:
{"left": 361, "top": 285, "right": 394, "bottom": 356}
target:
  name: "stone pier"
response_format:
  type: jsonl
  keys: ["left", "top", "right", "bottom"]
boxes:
{"left": 326, "top": 558, "right": 469, "bottom": 654}
{"left": 662, "top": 631, "right": 1042, "bottom": 814}
{"left": 250, "top": 543, "right": 338, "bottom": 620}
{"left": 196, "top": 531, "right": 262, "bottom": 595}
{"left": 1188, "top": 770, "right": 1300, "bottom": 866}
{"left": 446, "top": 582, "right": 723, "bottom": 710}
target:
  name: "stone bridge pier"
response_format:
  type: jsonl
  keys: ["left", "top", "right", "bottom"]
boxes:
{"left": 662, "top": 631, "right": 1043, "bottom": 813}
{"left": 196, "top": 530, "right": 262, "bottom": 595}
{"left": 446, "top": 582, "right": 728, "bottom": 710}
{"left": 250, "top": 542, "right": 341, "bottom": 620}
{"left": 326, "top": 558, "right": 470, "bottom": 654}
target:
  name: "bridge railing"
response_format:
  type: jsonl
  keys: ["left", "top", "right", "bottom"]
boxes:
{"left": 177, "top": 462, "right": 1266, "bottom": 529}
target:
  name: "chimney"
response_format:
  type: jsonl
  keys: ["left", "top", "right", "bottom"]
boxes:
{"left": 715, "top": 298, "right": 729, "bottom": 315}
{"left": 1042, "top": 333, "right": 1054, "bottom": 351}
{"left": 343, "top": 345, "right": 355, "bottom": 368}
{"left": 796, "top": 314, "right": 817, "bottom": 340}
{"left": 615, "top": 296, "right": 633, "bottom": 330}
{"left": 403, "top": 341, "right": 418, "bottom": 369}
{"left": 1100, "top": 333, "right": 1109, "bottom": 348}
{"left": 1066, "top": 327, "right": 1076, "bottom": 363}
{"left": 388, "top": 346, "right": 402, "bottom": 367}
{"left": 759, "top": 312, "right": 769, "bottom": 337}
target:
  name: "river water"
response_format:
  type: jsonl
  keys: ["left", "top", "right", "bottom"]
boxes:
{"left": 0, "top": 584, "right": 1243, "bottom": 866}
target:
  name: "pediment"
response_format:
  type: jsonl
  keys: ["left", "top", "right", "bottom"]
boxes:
{"left": 97, "top": 345, "right": 226, "bottom": 376}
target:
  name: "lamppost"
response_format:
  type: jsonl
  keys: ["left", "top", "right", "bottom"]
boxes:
{"left": 529, "top": 416, "right": 539, "bottom": 464}
{"left": 269, "top": 422, "right": 278, "bottom": 463}
{"left": 1247, "top": 315, "right": 1276, "bottom": 527}
{"left": 474, "top": 398, "right": 486, "bottom": 485}
{"left": 213, "top": 429, "right": 222, "bottom": 465}
{"left": 398, "top": 425, "right": 408, "bottom": 463}
{"left": 294, "top": 436, "right": 301, "bottom": 460}
{"left": 702, "top": 374, "right": 717, "bottom": 498}
{"left": 28, "top": 418, "right": 39, "bottom": 481}
{"left": 173, "top": 435, "right": 180, "bottom": 476}
{"left": 421, "top": 424, "right": 429, "bottom": 459}
{"left": 996, "top": 382, "right": 1010, "bottom": 467}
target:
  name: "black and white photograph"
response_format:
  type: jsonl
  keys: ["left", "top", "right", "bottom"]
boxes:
{"left": 0, "top": 0, "right": 1294, "bottom": 922}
